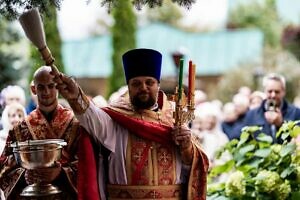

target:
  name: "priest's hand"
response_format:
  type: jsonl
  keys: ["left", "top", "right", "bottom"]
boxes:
{"left": 52, "top": 72, "right": 80, "bottom": 100}
{"left": 172, "top": 125, "right": 192, "bottom": 148}
{"left": 25, "top": 163, "right": 61, "bottom": 184}
{"left": 172, "top": 125, "right": 193, "bottom": 164}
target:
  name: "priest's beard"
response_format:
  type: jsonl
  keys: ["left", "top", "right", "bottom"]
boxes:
{"left": 131, "top": 93, "right": 156, "bottom": 109}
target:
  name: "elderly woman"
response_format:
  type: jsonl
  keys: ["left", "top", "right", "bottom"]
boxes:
{"left": 0, "top": 85, "right": 26, "bottom": 108}
{"left": 0, "top": 85, "right": 26, "bottom": 131}
{"left": 192, "top": 102, "right": 229, "bottom": 167}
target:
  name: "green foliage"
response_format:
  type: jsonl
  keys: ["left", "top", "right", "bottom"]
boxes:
{"left": 0, "top": 0, "right": 61, "bottom": 20}
{"left": 28, "top": 5, "right": 64, "bottom": 82}
{"left": 0, "top": 19, "right": 24, "bottom": 89}
{"left": 0, "top": 0, "right": 194, "bottom": 20}
{"left": 100, "top": 0, "right": 194, "bottom": 10}
{"left": 281, "top": 25, "right": 300, "bottom": 61}
{"left": 145, "top": 0, "right": 183, "bottom": 26}
{"left": 208, "top": 122, "right": 300, "bottom": 200}
{"left": 0, "top": 53, "right": 21, "bottom": 88}
{"left": 215, "top": 47, "right": 300, "bottom": 102}
{"left": 228, "top": 0, "right": 282, "bottom": 48}
{"left": 214, "top": 64, "right": 256, "bottom": 102}
{"left": 107, "top": 0, "right": 137, "bottom": 98}
{"left": 261, "top": 48, "right": 300, "bottom": 102}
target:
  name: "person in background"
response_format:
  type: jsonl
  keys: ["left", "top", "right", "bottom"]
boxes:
{"left": 238, "top": 86, "right": 252, "bottom": 99}
{"left": 232, "top": 93, "right": 249, "bottom": 122}
{"left": 249, "top": 90, "right": 266, "bottom": 110}
{"left": 0, "top": 103, "right": 27, "bottom": 199}
{"left": 194, "top": 89, "right": 207, "bottom": 108}
{"left": 192, "top": 102, "right": 228, "bottom": 167}
{"left": 293, "top": 95, "right": 300, "bottom": 108}
{"left": 0, "top": 85, "right": 26, "bottom": 109}
{"left": 223, "top": 93, "right": 250, "bottom": 140}
{"left": 0, "top": 66, "right": 99, "bottom": 200}
{"left": 221, "top": 102, "right": 239, "bottom": 140}
{"left": 0, "top": 102, "right": 27, "bottom": 155}
{"left": 0, "top": 85, "right": 26, "bottom": 130}
{"left": 53, "top": 48, "right": 209, "bottom": 199}
{"left": 26, "top": 81, "right": 38, "bottom": 114}
{"left": 242, "top": 73, "right": 300, "bottom": 143}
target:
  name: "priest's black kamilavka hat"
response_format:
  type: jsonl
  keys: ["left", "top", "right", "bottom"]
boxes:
{"left": 122, "top": 48, "right": 162, "bottom": 83}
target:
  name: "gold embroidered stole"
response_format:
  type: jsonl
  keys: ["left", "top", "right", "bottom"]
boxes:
{"left": 106, "top": 91, "right": 209, "bottom": 199}
{"left": 126, "top": 134, "right": 176, "bottom": 185}
{"left": 25, "top": 105, "right": 73, "bottom": 140}
{"left": 107, "top": 134, "right": 182, "bottom": 199}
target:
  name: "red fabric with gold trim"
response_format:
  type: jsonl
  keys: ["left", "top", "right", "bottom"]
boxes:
{"left": 25, "top": 104, "right": 73, "bottom": 140}
{"left": 102, "top": 106, "right": 209, "bottom": 200}
{"left": 102, "top": 107, "right": 173, "bottom": 145}
{"left": 77, "top": 132, "right": 100, "bottom": 200}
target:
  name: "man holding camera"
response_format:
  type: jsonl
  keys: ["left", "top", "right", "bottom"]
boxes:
{"left": 241, "top": 73, "right": 300, "bottom": 143}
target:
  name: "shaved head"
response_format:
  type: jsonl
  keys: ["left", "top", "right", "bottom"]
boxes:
{"left": 33, "top": 66, "right": 52, "bottom": 84}
{"left": 31, "top": 66, "right": 58, "bottom": 113}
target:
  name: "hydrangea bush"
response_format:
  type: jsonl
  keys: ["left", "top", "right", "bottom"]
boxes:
{"left": 207, "top": 121, "right": 300, "bottom": 200}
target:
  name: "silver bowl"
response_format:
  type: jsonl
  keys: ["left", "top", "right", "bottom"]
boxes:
{"left": 9, "top": 139, "right": 67, "bottom": 197}
{"left": 10, "top": 139, "right": 67, "bottom": 169}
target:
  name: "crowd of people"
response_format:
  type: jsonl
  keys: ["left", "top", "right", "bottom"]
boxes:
{"left": 191, "top": 73, "right": 300, "bottom": 167}
{"left": 0, "top": 48, "right": 299, "bottom": 199}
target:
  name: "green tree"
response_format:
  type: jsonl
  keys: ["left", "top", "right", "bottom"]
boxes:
{"left": 145, "top": 0, "right": 183, "bottom": 26}
{"left": 107, "top": 0, "right": 137, "bottom": 97}
{"left": 215, "top": 47, "right": 300, "bottom": 102}
{"left": 28, "top": 5, "right": 64, "bottom": 82}
{"left": 281, "top": 25, "right": 300, "bottom": 61}
{"left": 0, "top": 0, "right": 60, "bottom": 20}
{"left": 0, "top": 0, "right": 194, "bottom": 19}
{"left": 228, "top": 0, "right": 282, "bottom": 48}
{"left": 0, "top": 18, "right": 25, "bottom": 89}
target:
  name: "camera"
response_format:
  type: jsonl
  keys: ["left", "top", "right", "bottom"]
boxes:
{"left": 265, "top": 99, "right": 277, "bottom": 111}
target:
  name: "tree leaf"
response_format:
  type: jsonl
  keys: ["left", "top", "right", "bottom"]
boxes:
{"left": 239, "top": 144, "right": 256, "bottom": 155}
{"left": 207, "top": 183, "right": 225, "bottom": 194}
{"left": 291, "top": 191, "right": 300, "bottom": 200}
{"left": 254, "top": 148, "right": 271, "bottom": 157}
{"left": 280, "top": 131, "right": 290, "bottom": 140}
{"left": 280, "top": 143, "right": 296, "bottom": 157}
{"left": 256, "top": 134, "right": 273, "bottom": 143}
{"left": 291, "top": 126, "right": 300, "bottom": 138}
{"left": 212, "top": 196, "right": 229, "bottom": 200}
{"left": 237, "top": 164, "right": 256, "bottom": 173}
{"left": 249, "top": 158, "right": 264, "bottom": 169}
{"left": 236, "top": 157, "right": 247, "bottom": 166}
{"left": 280, "top": 165, "right": 295, "bottom": 178}
{"left": 209, "top": 160, "right": 235, "bottom": 177}
{"left": 207, "top": 194, "right": 230, "bottom": 200}
{"left": 237, "top": 131, "right": 250, "bottom": 147}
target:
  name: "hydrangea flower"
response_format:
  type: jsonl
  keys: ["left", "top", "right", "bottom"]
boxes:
{"left": 225, "top": 171, "right": 246, "bottom": 197}
{"left": 275, "top": 180, "right": 291, "bottom": 200}
{"left": 255, "top": 170, "right": 281, "bottom": 193}
{"left": 208, "top": 123, "right": 300, "bottom": 199}
{"left": 296, "top": 166, "right": 300, "bottom": 182}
